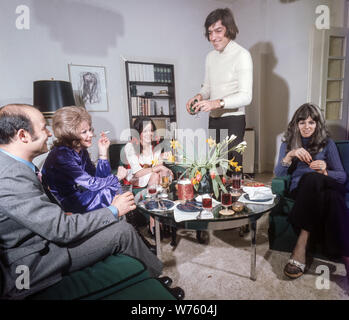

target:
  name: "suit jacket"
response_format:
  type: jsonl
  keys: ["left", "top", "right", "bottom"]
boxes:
{"left": 0, "top": 151, "right": 117, "bottom": 299}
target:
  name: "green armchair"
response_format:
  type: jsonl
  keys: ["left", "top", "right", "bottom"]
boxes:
{"left": 268, "top": 140, "right": 349, "bottom": 255}
{"left": 0, "top": 254, "right": 176, "bottom": 300}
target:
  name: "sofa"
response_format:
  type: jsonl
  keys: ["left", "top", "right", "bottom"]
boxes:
{"left": 268, "top": 140, "right": 349, "bottom": 255}
{"left": 0, "top": 253, "right": 176, "bottom": 300}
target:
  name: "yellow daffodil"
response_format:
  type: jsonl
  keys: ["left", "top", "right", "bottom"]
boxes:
{"left": 229, "top": 158, "right": 238, "bottom": 168}
{"left": 235, "top": 165, "right": 242, "bottom": 172}
{"left": 151, "top": 157, "right": 159, "bottom": 166}
{"left": 170, "top": 139, "right": 180, "bottom": 150}
{"left": 206, "top": 137, "right": 216, "bottom": 148}
{"left": 229, "top": 157, "right": 242, "bottom": 172}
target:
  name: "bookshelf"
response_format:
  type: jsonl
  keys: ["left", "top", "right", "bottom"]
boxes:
{"left": 125, "top": 61, "right": 177, "bottom": 138}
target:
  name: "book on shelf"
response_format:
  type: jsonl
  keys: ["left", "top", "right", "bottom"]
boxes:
{"left": 128, "top": 62, "right": 172, "bottom": 83}
{"left": 128, "top": 63, "right": 156, "bottom": 82}
{"left": 128, "top": 63, "right": 134, "bottom": 81}
{"left": 146, "top": 64, "right": 155, "bottom": 82}
{"left": 154, "top": 66, "right": 172, "bottom": 83}
{"left": 131, "top": 97, "right": 162, "bottom": 116}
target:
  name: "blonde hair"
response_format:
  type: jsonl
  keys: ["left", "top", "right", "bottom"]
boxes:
{"left": 52, "top": 106, "right": 92, "bottom": 149}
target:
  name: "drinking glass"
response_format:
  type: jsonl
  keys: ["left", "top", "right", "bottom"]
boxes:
{"left": 229, "top": 184, "right": 241, "bottom": 202}
{"left": 232, "top": 173, "right": 242, "bottom": 191}
{"left": 121, "top": 184, "right": 133, "bottom": 194}
{"left": 202, "top": 193, "right": 212, "bottom": 214}
{"left": 221, "top": 192, "right": 232, "bottom": 214}
{"left": 147, "top": 184, "right": 158, "bottom": 200}
{"left": 159, "top": 172, "right": 172, "bottom": 198}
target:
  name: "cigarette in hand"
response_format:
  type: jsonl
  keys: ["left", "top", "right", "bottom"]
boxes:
{"left": 102, "top": 130, "right": 110, "bottom": 135}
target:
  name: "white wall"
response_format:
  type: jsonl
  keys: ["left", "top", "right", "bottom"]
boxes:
{"left": 0, "top": 0, "right": 344, "bottom": 170}
{"left": 216, "top": 0, "right": 337, "bottom": 172}
{"left": 1, "top": 0, "right": 218, "bottom": 163}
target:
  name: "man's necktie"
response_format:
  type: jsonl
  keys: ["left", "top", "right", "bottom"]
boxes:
{"left": 34, "top": 166, "right": 62, "bottom": 207}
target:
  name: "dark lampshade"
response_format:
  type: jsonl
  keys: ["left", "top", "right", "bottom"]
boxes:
{"left": 33, "top": 80, "right": 76, "bottom": 117}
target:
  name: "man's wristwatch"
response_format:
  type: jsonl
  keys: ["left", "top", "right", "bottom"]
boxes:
{"left": 219, "top": 99, "right": 225, "bottom": 108}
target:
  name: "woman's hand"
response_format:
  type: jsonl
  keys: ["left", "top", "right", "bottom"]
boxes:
{"left": 152, "top": 165, "right": 174, "bottom": 178}
{"left": 116, "top": 166, "right": 128, "bottom": 180}
{"left": 98, "top": 132, "right": 110, "bottom": 159}
{"left": 309, "top": 160, "right": 327, "bottom": 175}
{"left": 286, "top": 148, "right": 312, "bottom": 164}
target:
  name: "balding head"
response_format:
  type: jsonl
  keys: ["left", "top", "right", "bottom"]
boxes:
{"left": 0, "top": 104, "right": 38, "bottom": 144}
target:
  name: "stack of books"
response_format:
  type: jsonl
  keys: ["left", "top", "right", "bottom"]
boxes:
{"left": 128, "top": 63, "right": 172, "bottom": 83}
{"left": 131, "top": 97, "right": 157, "bottom": 116}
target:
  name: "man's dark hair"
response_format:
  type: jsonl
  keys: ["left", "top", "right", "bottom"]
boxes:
{"left": 204, "top": 8, "right": 239, "bottom": 41}
{"left": 0, "top": 104, "right": 35, "bottom": 144}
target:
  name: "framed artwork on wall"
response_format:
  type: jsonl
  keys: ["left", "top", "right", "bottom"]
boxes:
{"left": 68, "top": 64, "right": 109, "bottom": 112}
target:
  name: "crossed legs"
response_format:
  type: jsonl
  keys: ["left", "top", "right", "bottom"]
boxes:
{"left": 67, "top": 216, "right": 163, "bottom": 277}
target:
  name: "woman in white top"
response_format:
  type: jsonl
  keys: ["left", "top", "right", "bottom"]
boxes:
{"left": 124, "top": 117, "right": 173, "bottom": 236}
{"left": 124, "top": 117, "right": 172, "bottom": 187}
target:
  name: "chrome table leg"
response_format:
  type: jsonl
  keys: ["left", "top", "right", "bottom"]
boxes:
{"left": 250, "top": 219, "right": 257, "bottom": 281}
{"left": 155, "top": 217, "right": 162, "bottom": 260}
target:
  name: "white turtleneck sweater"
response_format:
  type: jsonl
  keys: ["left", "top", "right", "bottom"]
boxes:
{"left": 199, "top": 40, "right": 253, "bottom": 118}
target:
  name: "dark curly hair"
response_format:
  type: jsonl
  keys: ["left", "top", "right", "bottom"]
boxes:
{"left": 283, "top": 103, "right": 330, "bottom": 156}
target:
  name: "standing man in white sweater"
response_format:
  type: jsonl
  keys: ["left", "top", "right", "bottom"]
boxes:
{"left": 186, "top": 8, "right": 253, "bottom": 170}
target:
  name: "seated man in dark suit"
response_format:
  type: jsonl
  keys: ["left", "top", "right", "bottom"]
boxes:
{"left": 0, "top": 104, "right": 167, "bottom": 299}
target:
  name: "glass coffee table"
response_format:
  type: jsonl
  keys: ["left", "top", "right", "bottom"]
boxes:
{"left": 136, "top": 191, "right": 279, "bottom": 281}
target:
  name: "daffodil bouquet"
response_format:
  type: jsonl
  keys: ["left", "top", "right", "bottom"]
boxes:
{"left": 178, "top": 135, "right": 247, "bottom": 199}
{"left": 167, "top": 139, "right": 180, "bottom": 163}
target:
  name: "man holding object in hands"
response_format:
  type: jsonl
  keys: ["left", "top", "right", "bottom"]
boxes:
{"left": 186, "top": 8, "right": 253, "bottom": 166}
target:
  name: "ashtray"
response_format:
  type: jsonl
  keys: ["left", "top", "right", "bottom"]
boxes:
{"left": 232, "top": 201, "right": 244, "bottom": 212}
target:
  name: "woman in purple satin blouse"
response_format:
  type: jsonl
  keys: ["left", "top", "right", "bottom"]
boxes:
{"left": 42, "top": 106, "right": 127, "bottom": 213}
{"left": 274, "top": 103, "right": 349, "bottom": 281}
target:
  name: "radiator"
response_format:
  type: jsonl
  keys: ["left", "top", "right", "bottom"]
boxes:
{"left": 242, "top": 128, "right": 255, "bottom": 174}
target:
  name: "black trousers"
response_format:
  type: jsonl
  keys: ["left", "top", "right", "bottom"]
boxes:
{"left": 289, "top": 172, "right": 349, "bottom": 257}
{"left": 209, "top": 115, "right": 246, "bottom": 173}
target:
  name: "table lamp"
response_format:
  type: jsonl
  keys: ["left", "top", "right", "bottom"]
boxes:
{"left": 33, "top": 80, "right": 76, "bottom": 118}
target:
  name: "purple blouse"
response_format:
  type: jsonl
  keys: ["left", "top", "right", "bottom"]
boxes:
{"left": 274, "top": 138, "right": 346, "bottom": 191}
{"left": 42, "top": 146, "right": 121, "bottom": 213}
